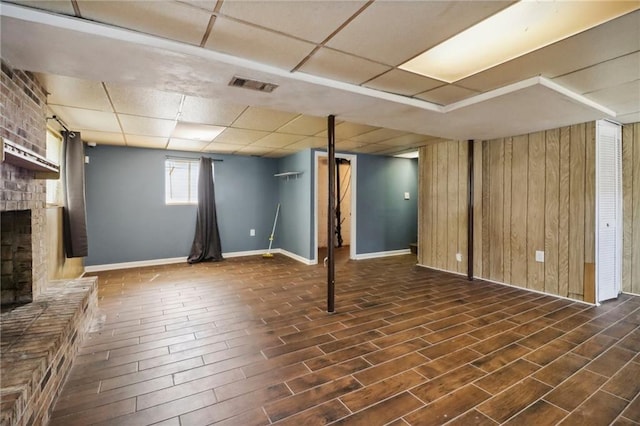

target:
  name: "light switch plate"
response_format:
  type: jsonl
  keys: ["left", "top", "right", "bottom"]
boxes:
{"left": 535, "top": 250, "right": 544, "bottom": 262}
{"left": 404, "top": 192, "right": 410, "bottom": 200}
{"left": 250, "top": 229, "right": 255, "bottom": 237}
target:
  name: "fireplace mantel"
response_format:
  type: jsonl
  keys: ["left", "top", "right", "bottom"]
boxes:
{"left": 1, "top": 137, "right": 59, "bottom": 179}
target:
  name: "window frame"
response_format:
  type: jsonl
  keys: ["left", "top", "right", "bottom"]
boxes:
{"left": 164, "top": 158, "right": 200, "bottom": 205}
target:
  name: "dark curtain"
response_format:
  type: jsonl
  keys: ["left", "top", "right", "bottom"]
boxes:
{"left": 62, "top": 130, "right": 89, "bottom": 258}
{"left": 187, "top": 157, "right": 223, "bottom": 263}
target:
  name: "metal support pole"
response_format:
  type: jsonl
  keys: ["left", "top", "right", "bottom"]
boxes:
{"left": 467, "top": 139, "right": 474, "bottom": 280}
{"left": 327, "top": 115, "right": 336, "bottom": 313}
{"left": 335, "top": 159, "right": 343, "bottom": 248}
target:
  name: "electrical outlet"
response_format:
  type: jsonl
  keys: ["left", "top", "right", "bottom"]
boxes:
{"left": 404, "top": 192, "right": 410, "bottom": 200}
{"left": 249, "top": 229, "right": 255, "bottom": 237}
{"left": 535, "top": 250, "right": 544, "bottom": 263}
{"left": 456, "top": 253, "right": 462, "bottom": 262}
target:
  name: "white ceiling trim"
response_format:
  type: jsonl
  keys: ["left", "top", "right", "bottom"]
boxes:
{"left": 0, "top": 3, "right": 617, "bottom": 141}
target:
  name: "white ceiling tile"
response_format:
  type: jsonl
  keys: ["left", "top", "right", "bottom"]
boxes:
{"left": 351, "top": 128, "right": 408, "bottom": 143}
{"left": 263, "top": 149, "right": 296, "bottom": 158}
{"left": 326, "top": 1, "right": 514, "bottom": 66}
{"left": 553, "top": 52, "right": 640, "bottom": 95}
{"left": 459, "top": 10, "right": 640, "bottom": 92}
{"left": 350, "top": 143, "right": 393, "bottom": 154}
{"left": 335, "top": 140, "right": 365, "bottom": 151}
{"left": 213, "top": 128, "right": 270, "bottom": 145}
{"left": 80, "top": 130, "right": 125, "bottom": 146}
{"left": 172, "top": 122, "right": 225, "bottom": 141}
{"left": 181, "top": 1, "right": 217, "bottom": 12}
{"left": 231, "top": 107, "right": 299, "bottom": 132}
{"left": 276, "top": 114, "right": 328, "bottom": 135}
{"left": 166, "top": 138, "right": 209, "bottom": 151}
{"left": 48, "top": 105, "right": 120, "bottom": 132}
{"left": 125, "top": 135, "right": 167, "bottom": 149}
{"left": 38, "top": 74, "right": 112, "bottom": 111}
{"left": 298, "top": 48, "right": 391, "bottom": 85}
{"left": 617, "top": 111, "right": 640, "bottom": 124}
{"left": 415, "top": 85, "right": 480, "bottom": 106}
{"left": 77, "top": 0, "right": 211, "bottom": 45}
{"left": 118, "top": 114, "right": 176, "bottom": 137}
{"left": 235, "top": 145, "right": 274, "bottom": 156}
{"left": 203, "top": 142, "right": 241, "bottom": 153}
{"left": 364, "top": 69, "right": 444, "bottom": 96}
{"left": 219, "top": 1, "right": 366, "bottom": 43}
{"left": 286, "top": 136, "right": 327, "bottom": 150}
{"left": 585, "top": 79, "right": 640, "bottom": 114}
{"left": 206, "top": 17, "right": 315, "bottom": 70}
{"left": 7, "top": 1, "right": 75, "bottom": 15}
{"left": 380, "top": 133, "right": 431, "bottom": 147}
{"left": 251, "top": 133, "right": 305, "bottom": 148}
{"left": 316, "top": 121, "right": 379, "bottom": 139}
{"left": 106, "top": 84, "right": 183, "bottom": 120}
{"left": 180, "top": 97, "right": 247, "bottom": 126}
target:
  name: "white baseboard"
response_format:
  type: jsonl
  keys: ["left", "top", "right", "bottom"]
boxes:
{"left": 473, "top": 276, "right": 596, "bottom": 306}
{"left": 416, "top": 263, "right": 467, "bottom": 277}
{"left": 277, "top": 249, "right": 316, "bottom": 265}
{"left": 83, "top": 248, "right": 317, "bottom": 272}
{"left": 84, "top": 256, "right": 186, "bottom": 272}
{"left": 354, "top": 249, "right": 411, "bottom": 260}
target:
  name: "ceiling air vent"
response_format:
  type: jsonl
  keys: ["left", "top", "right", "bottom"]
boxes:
{"left": 228, "top": 76, "right": 278, "bottom": 93}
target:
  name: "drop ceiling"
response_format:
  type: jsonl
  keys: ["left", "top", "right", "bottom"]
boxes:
{"left": 0, "top": 1, "right": 639, "bottom": 157}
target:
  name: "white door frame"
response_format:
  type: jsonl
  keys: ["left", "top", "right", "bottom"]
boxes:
{"left": 313, "top": 150, "right": 357, "bottom": 264}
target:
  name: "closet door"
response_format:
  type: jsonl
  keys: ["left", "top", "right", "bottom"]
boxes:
{"left": 596, "top": 120, "right": 622, "bottom": 302}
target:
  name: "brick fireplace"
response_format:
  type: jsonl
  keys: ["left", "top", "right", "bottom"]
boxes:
{"left": 0, "top": 60, "right": 48, "bottom": 305}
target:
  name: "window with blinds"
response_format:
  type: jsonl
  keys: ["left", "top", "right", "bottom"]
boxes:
{"left": 165, "top": 158, "right": 200, "bottom": 204}
{"left": 45, "top": 130, "right": 63, "bottom": 206}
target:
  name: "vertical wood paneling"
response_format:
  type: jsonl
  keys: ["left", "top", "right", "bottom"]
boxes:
{"left": 474, "top": 140, "right": 483, "bottom": 278}
{"left": 558, "top": 126, "right": 571, "bottom": 297}
{"left": 527, "top": 131, "right": 546, "bottom": 291}
{"left": 431, "top": 144, "right": 438, "bottom": 266}
{"left": 447, "top": 142, "right": 459, "bottom": 272}
{"left": 417, "top": 146, "right": 427, "bottom": 266}
{"left": 482, "top": 141, "right": 490, "bottom": 274}
{"left": 583, "top": 122, "right": 596, "bottom": 302}
{"left": 417, "top": 140, "right": 468, "bottom": 274}
{"left": 622, "top": 125, "right": 634, "bottom": 293}
{"left": 436, "top": 143, "right": 448, "bottom": 267}
{"left": 458, "top": 141, "right": 468, "bottom": 274}
{"left": 510, "top": 135, "right": 529, "bottom": 287}
{"left": 503, "top": 138, "right": 512, "bottom": 283}
{"left": 632, "top": 123, "right": 640, "bottom": 294}
{"left": 544, "top": 129, "right": 560, "bottom": 295}
{"left": 569, "top": 124, "right": 586, "bottom": 298}
{"left": 488, "top": 139, "right": 504, "bottom": 282}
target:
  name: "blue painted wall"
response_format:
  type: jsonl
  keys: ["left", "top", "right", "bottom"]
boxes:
{"left": 84, "top": 146, "right": 417, "bottom": 266}
{"left": 356, "top": 155, "right": 418, "bottom": 254}
{"left": 84, "top": 145, "right": 279, "bottom": 266}
{"left": 276, "top": 150, "right": 313, "bottom": 260}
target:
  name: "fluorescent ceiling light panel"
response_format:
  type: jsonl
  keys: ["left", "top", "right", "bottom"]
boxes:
{"left": 400, "top": 1, "right": 639, "bottom": 83}
{"left": 172, "top": 122, "right": 225, "bottom": 141}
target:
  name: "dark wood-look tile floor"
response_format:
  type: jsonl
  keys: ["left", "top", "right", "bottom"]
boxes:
{"left": 50, "top": 253, "right": 640, "bottom": 425}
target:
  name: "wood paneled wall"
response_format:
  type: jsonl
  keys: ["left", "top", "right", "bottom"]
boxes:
{"left": 418, "top": 123, "right": 598, "bottom": 302}
{"left": 418, "top": 141, "right": 468, "bottom": 274}
{"left": 622, "top": 122, "right": 640, "bottom": 295}
{"left": 474, "top": 123, "right": 596, "bottom": 301}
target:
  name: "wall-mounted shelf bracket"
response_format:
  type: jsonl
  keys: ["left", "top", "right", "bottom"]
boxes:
{"left": 274, "top": 171, "right": 303, "bottom": 180}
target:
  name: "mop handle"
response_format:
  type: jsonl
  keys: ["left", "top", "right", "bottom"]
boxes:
{"left": 270, "top": 203, "right": 281, "bottom": 238}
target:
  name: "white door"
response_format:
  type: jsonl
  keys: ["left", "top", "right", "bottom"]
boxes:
{"left": 596, "top": 120, "right": 622, "bottom": 302}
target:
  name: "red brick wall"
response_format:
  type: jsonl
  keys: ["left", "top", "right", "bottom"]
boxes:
{"left": 0, "top": 60, "right": 49, "bottom": 302}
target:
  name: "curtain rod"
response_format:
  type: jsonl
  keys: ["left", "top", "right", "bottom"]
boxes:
{"left": 46, "top": 115, "right": 77, "bottom": 137}
{"left": 166, "top": 155, "right": 223, "bottom": 162}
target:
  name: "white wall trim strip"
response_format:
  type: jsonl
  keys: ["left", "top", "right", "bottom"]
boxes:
{"left": 475, "top": 276, "right": 596, "bottom": 306}
{"left": 354, "top": 249, "right": 412, "bottom": 260}
{"left": 83, "top": 249, "right": 317, "bottom": 272}
{"left": 416, "top": 263, "right": 467, "bottom": 277}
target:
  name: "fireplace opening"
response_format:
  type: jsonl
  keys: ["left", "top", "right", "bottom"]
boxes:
{"left": 1, "top": 209, "right": 33, "bottom": 311}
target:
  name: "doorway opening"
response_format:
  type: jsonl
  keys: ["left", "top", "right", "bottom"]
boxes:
{"left": 314, "top": 151, "right": 357, "bottom": 264}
